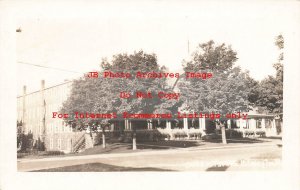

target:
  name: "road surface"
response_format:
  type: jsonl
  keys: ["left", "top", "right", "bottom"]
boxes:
{"left": 18, "top": 141, "right": 281, "bottom": 171}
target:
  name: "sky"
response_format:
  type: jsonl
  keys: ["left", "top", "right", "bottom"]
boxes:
{"left": 16, "top": 1, "right": 289, "bottom": 95}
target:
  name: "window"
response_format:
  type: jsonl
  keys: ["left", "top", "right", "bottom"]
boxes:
{"left": 50, "top": 123, "right": 53, "bottom": 133}
{"left": 256, "top": 119, "right": 262, "bottom": 129}
{"left": 57, "top": 139, "right": 61, "bottom": 150}
{"left": 265, "top": 119, "right": 272, "bottom": 128}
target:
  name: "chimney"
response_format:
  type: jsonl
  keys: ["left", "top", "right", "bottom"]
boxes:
{"left": 22, "top": 85, "right": 27, "bottom": 133}
{"left": 40, "top": 80, "right": 46, "bottom": 140}
{"left": 41, "top": 80, "right": 45, "bottom": 90}
{"left": 23, "top": 85, "right": 27, "bottom": 95}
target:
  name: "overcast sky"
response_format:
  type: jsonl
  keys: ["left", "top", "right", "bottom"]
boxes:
{"left": 16, "top": 1, "right": 290, "bottom": 95}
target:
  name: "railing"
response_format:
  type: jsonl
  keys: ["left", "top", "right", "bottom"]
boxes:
{"left": 72, "top": 133, "right": 85, "bottom": 153}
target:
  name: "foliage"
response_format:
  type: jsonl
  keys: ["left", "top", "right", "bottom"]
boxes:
{"left": 255, "top": 35, "right": 284, "bottom": 114}
{"left": 33, "top": 137, "right": 45, "bottom": 151}
{"left": 256, "top": 74, "right": 283, "bottom": 113}
{"left": 225, "top": 129, "right": 243, "bottom": 138}
{"left": 61, "top": 51, "right": 181, "bottom": 126}
{"left": 43, "top": 151, "right": 65, "bottom": 156}
{"left": 179, "top": 40, "right": 255, "bottom": 115}
{"left": 17, "top": 132, "right": 34, "bottom": 152}
{"left": 184, "top": 40, "right": 238, "bottom": 72}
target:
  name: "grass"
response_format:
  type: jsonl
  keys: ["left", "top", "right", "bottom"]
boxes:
{"left": 18, "top": 140, "right": 204, "bottom": 159}
{"left": 206, "top": 165, "right": 230, "bottom": 171}
{"left": 18, "top": 138, "right": 278, "bottom": 159}
{"left": 134, "top": 140, "right": 202, "bottom": 148}
{"left": 76, "top": 140, "right": 202, "bottom": 156}
{"left": 17, "top": 151, "right": 65, "bottom": 159}
{"left": 203, "top": 138, "right": 268, "bottom": 144}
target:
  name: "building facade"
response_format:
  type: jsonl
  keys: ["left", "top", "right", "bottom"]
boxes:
{"left": 17, "top": 80, "right": 76, "bottom": 153}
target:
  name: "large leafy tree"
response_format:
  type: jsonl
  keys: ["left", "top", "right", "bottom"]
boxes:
{"left": 179, "top": 67, "right": 255, "bottom": 114}
{"left": 255, "top": 35, "right": 284, "bottom": 114}
{"left": 99, "top": 51, "right": 180, "bottom": 115}
{"left": 61, "top": 51, "right": 180, "bottom": 148}
{"left": 178, "top": 40, "right": 256, "bottom": 143}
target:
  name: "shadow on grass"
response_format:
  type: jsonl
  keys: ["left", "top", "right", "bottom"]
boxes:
{"left": 261, "top": 136, "right": 282, "bottom": 140}
{"left": 135, "top": 141, "right": 203, "bottom": 149}
{"left": 32, "top": 162, "right": 175, "bottom": 172}
{"left": 206, "top": 165, "right": 230, "bottom": 171}
{"left": 203, "top": 138, "right": 269, "bottom": 144}
{"left": 77, "top": 144, "right": 132, "bottom": 155}
{"left": 76, "top": 141, "right": 202, "bottom": 156}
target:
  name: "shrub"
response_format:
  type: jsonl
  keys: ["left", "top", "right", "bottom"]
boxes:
{"left": 17, "top": 133, "right": 34, "bottom": 152}
{"left": 202, "top": 133, "right": 220, "bottom": 140}
{"left": 43, "top": 151, "right": 65, "bottom": 156}
{"left": 172, "top": 130, "right": 188, "bottom": 139}
{"left": 225, "top": 129, "right": 243, "bottom": 138}
{"left": 33, "top": 137, "right": 46, "bottom": 151}
{"left": 17, "top": 152, "right": 29, "bottom": 158}
{"left": 255, "top": 131, "right": 266, "bottom": 137}
{"left": 244, "top": 130, "right": 255, "bottom": 137}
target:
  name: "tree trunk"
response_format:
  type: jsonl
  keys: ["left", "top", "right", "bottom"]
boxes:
{"left": 102, "top": 128, "right": 106, "bottom": 148}
{"left": 132, "top": 127, "right": 137, "bottom": 150}
{"left": 221, "top": 125, "right": 227, "bottom": 144}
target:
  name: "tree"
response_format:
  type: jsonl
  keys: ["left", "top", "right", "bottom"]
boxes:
{"left": 61, "top": 51, "right": 179, "bottom": 149}
{"left": 179, "top": 40, "right": 255, "bottom": 144}
{"left": 183, "top": 40, "right": 238, "bottom": 72}
{"left": 255, "top": 35, "right": 284, "bottom": 114}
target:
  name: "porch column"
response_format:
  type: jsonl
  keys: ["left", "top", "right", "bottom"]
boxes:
{"left": 199, "top": 118, "right": 206, "bottom": 136}
{"left": 183, "top": 118, "right": 188, "bottom": 130}
{"left": 239, "top": 118, "right": 245, "bottom": 130}
{"left": 272, "top": 119, "right": 277, "bottom": 134}
{"left": 272, "top": 119, "right": 276, "bottom": 129}
{"left": 239, "top": 119, "right": 246, "bottom": 139}
{"left": 227, "top": 120, "right": 231, "bottom": 129}
{"left": 110, "top": 123, "right": 114, "bottom": 131}
{"left": 166, "top": 120, "right": 171, "bottom": 130}
{"left": 239, "top": 119, "right": 245, "bottom": 137}
{"left": 261, "top": 119, "right": 266, "bottom": 130}
{"left": 236, "top": 119, "right": 240, "bottom": 128}
{"left": 201, "top": 118, "right": 206, "bottom": 130}
{"left": 129, "top": 120, "right": 132, "bottom": 130}
{"left": 125, "top": 119, "right": 128, "bottom": 130}
{"left": 250, "top": 119, "right": 256, "bottom": 130}
{"left": 147, "top": 120, "right": 153, "bottom": 130}
{"left": 149, "top": 120, "right": 153, "bottom": 129}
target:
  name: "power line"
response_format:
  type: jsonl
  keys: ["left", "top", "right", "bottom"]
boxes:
{"left": 17, "top": 61, "right": 83, "bottom": 74}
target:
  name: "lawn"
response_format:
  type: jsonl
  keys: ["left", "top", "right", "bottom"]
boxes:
{"left": 76, "top": 140, "right": 202, "bottom": 156}
{"left": 18, "top": 138, "right": 276, "bottom": 159}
